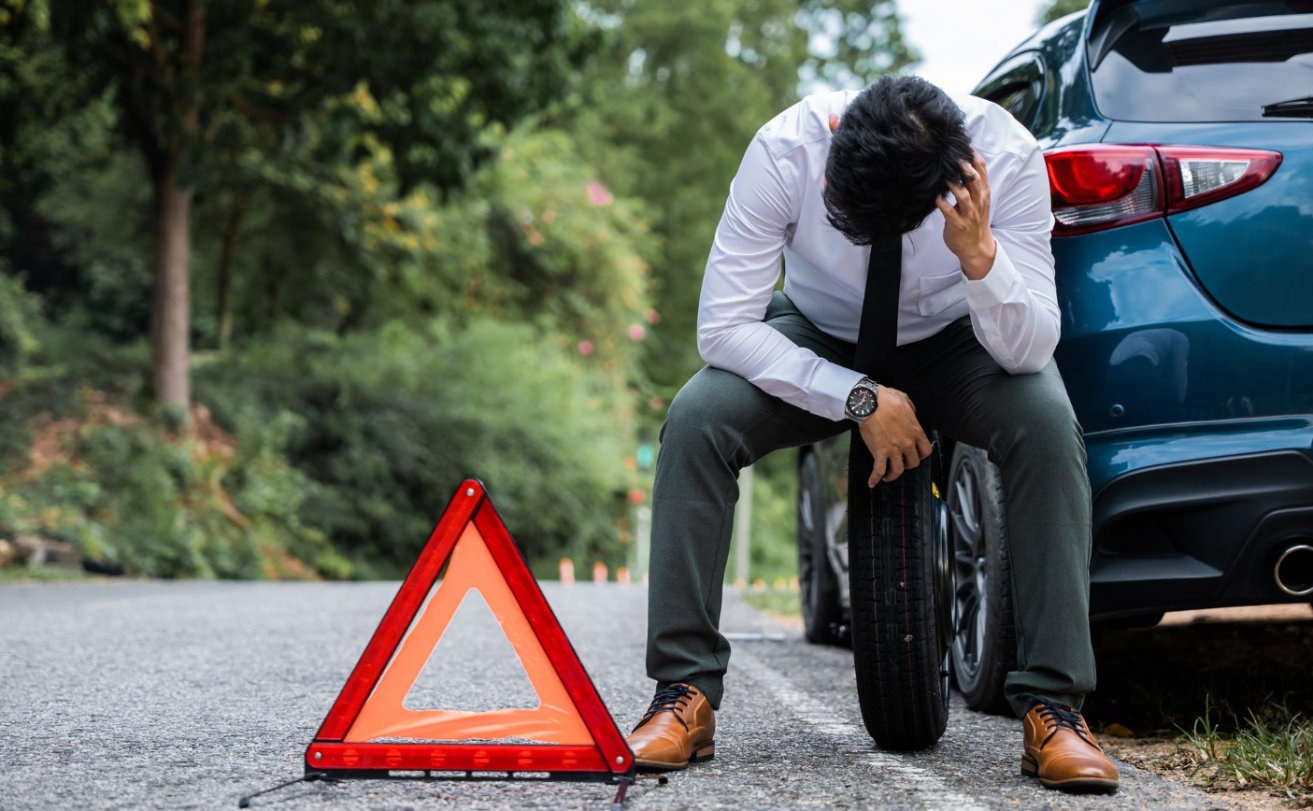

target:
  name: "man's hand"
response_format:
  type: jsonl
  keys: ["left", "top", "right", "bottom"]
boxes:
{"left": 858, "top": 386, "right": 933, "bottom": 486}
{"left": 936, "top": 151, "right": 997, "bottom": 281}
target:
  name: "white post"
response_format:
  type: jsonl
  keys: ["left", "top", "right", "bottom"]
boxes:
{"left": 732, "top": 464, "right": 754, "bottom": 588}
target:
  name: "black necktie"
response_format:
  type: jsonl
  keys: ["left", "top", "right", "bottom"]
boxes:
{"left": 853, "top": 234, "right": 902, "bottom": 383}
{"left": 849, "top": 234, "right": 902, "bottom": 496}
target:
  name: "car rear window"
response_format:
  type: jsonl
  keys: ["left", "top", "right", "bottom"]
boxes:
{"left": 1090, "top": 6, "right": 1313, "bottom": 122}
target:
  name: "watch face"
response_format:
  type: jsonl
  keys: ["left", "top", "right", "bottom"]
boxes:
{"left": 848, "top": 386, "right": 877, "bottom": 418}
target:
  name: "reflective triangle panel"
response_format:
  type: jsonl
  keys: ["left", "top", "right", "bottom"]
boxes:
{"left": 305, "top": 479, "right": 634, "bottom": 779}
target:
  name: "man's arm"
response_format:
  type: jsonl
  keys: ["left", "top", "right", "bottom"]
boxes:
{"left": 946, "top": 145, "right": 1061, "bottom": 375}
{"left": 697, "top": 134, "right": 865, "bottom": 423}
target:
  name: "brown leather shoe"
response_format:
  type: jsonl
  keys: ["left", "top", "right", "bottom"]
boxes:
{"left": 1021, "top": 701, "right": 1118, "bottom": 793}
{"left": 625, "top": 683, "right": 716, "bottom": 772}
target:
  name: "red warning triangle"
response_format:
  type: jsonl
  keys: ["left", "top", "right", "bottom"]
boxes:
{"left": 305, "top": 479, "right": 634, "bottom": 778}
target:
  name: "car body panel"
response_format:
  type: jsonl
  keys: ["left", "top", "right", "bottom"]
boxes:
{"left": 1052, "top": 217, "right": 1313, "bottom": 439}
{"left": 1086, "top": 420, "right": 1313, "bottom": 496}
{"left": 1103, "top": 121, "right": 1313, "bottom": 328}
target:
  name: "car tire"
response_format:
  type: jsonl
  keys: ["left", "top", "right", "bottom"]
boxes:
{"left": 798, "top": 447, "right": 848, "bottom": 646}
{"left": 846, "top": 434, "right": 950, "bottom": 751}
{"left": 947, "top": 443, "right": 1016, "bottom": 716}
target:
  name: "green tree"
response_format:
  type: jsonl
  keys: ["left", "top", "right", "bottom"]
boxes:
{"left": 4, "top": 0, "right": 589, "bottom": 417}
{"left": 1037, "top": 0, "right": 1090, "bottom": 25}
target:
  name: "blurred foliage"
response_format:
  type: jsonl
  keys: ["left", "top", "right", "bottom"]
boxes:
{"left": 0, "top": 380, "right": 349, "bottom": 579}
{"left": 0, "top": 0, "right": 921, "bottom": 579}
{"left": 0, "top": 266, "right": 41, "bottom": 377}
{"left": 569, "top": 0, "right": 918, "bottom": 405}
{"left": 740, "top": 589, "right": 802, "bottom": 618}
{"left": 1037, "top": 0, "right": 1090, "bottom": 25}
{"left": 198, "top": 317, "right": 638, "bottom": 577}
{"left": 743, "top": 449, "right": 803, "bottom": 583}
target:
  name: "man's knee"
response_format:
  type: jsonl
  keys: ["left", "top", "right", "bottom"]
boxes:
{"left": 992, "top": 368, "right": 1085, "bottom": 468}
{"left": 660, "top": 367, "right": 756, "bottom": 463}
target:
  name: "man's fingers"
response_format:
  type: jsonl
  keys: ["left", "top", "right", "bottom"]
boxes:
{"left": 947, "top": 181, "right": 972, "bottom": 210}
{"left": 883, "top": 455, "right": 905, "bottom": 482}
{"left": 960, "top": 158, "right": 979, "bottom": 184}
{"left": 869, "top": 453, "right": 888, "bottom": 488}
{"left": 903, "top": 448, "right": 921, "bottom": 469}
{"left": 970, "top": 153, "right": 991, "bottom": 208}
{"left": 935, "top": 195, "right": 958, "bottom": 222}
{"left": 916, "top": 434, "right": 933, "bottom": 460}
{"left": 961, "top": 158, "right": 986, "bottom": 200}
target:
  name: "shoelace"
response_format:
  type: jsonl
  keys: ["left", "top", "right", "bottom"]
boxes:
{"left": 635, "top": 683, "right": 698, "bottom": 732}
{"left": 1034, "top": 700, "right": 1100, "bottom": 751}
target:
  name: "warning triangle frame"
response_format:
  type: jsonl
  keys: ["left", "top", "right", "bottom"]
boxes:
{"left": 304, "top": 479, "right": 635, "bottom": 784}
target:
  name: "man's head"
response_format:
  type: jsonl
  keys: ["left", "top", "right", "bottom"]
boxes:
{"left": 824, "top": 75, "right": 974, "bottom": 246}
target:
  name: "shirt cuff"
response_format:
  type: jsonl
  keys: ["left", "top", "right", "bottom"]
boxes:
{"left": 962, "top": 239, "right": 1024, "bottom": 310}
{"left": 810, "top": 362, "right": 867, "bottom": 423}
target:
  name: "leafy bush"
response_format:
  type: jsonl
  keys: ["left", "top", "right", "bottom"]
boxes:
{"left": 743, "top": 450, "right": 802, "bottom": 584}
{"left": 0, "top": 268, "right": 41, "bottom": 378}
{"left": 0, "top": 385, "right": 348, "bottom": 579}
{"left": 199, "top": 316, "right": 637, "bottom": 576}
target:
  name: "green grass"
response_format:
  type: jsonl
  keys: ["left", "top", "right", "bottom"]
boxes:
{"left": 1181, "top": 697, "right": 1313, "bottom": 801}
{"left": 0, "top": 566, "right": 90, "bottom": 582}
{"left": 740, "top": 589, "right": 801, "bottom": 618}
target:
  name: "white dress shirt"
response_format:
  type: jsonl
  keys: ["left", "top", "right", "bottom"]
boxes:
{"left": 696, "top": 88, "right": 1059, "bottom": 423}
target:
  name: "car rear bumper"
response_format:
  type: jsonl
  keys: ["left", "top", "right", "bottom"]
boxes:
{"left": 1088, "top": 438, "right": 1313, "bottom": 620}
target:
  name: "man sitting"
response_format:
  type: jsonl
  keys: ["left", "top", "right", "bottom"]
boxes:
{"left": 625, "top": 75, "right": 1118, "bottom": 794}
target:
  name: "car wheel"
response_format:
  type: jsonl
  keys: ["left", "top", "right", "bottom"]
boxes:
{"left": 947, "top": 443, "right": 1016, "bottom": 716}
{"left": 846, "top": 433, "right": 951, "bottom": 750}
{"left": 798, "top": 447, "right": 847, "bottom": 646}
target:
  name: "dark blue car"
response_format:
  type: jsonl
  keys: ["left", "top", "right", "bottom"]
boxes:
{"left": 797, "top": 0, "right": 1313, "bottom": 722}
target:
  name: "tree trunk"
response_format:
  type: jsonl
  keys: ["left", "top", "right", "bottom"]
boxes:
{"left": 216, "top": 195, "right": 244, "bottom": 352}
{"left": 151, "top": 157, "right": 192, "bottom": 417}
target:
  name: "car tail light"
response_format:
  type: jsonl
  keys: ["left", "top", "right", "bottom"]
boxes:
{"left": 1158, "top": 146, "right": 1282, "bottom": 215}
{"left": 1046, "top": 146, "right": 1161, "bottom": 235}
{"left": 1044, "top": 144, "right": 1281, "bottom": 235}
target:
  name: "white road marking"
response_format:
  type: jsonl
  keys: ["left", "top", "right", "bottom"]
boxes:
{"left": 734, "top": 648, "right": 990, "bottom": 811}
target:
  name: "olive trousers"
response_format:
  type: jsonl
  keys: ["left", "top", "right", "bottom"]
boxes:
{"left": 646, "top": 291, "right": 1096, "bottom": 719}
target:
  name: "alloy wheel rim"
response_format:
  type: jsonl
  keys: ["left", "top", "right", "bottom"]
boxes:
{"left": 934, "top": 494, "right": 954, "bottom": 711}
{"left": 950, "top": 457, "right": 989, "bottom": 684}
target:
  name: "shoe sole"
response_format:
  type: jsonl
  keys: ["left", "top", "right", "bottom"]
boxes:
{"left": 1021, "top": 754, "right": 1117, "bottom": 794}
{"left": 634, "top": 743, "right": 715, "bottom": 773}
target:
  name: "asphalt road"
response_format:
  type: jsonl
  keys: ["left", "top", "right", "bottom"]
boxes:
{"left": 0, "top": 581, "right": 1229, "bottom": 810}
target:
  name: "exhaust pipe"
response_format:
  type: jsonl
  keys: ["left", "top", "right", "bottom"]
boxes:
{"left": 1273, "top": 544, "right": 1313, "bottom": 597}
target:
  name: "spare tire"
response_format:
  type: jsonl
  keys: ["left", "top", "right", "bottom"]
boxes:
{"left": 847, "top": 433, "right": 951, "bottom": 751}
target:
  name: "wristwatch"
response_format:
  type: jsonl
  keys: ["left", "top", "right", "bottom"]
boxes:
{"left": 844, "top": 377, "right": 879, "bottom": 423}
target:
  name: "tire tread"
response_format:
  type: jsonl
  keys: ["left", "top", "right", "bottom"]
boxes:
{"left": 847, "top": 435, "right": 948, "bottom": 750}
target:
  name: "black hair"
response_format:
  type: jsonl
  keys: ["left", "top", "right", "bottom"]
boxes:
{"left": 824, "top": 75, "right": 974, "bottom": 245}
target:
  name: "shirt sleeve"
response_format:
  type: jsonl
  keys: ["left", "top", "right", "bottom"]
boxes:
{"left": 961, "top": 143, "right": 1061, "bottom": 375}
{"left": 696, "top": 134, "right": 865, "bottom": 423}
